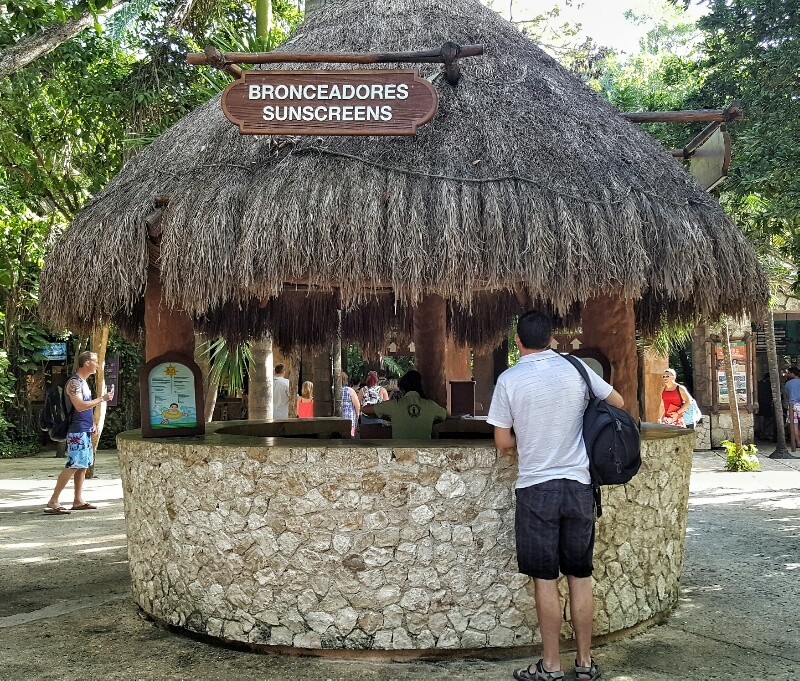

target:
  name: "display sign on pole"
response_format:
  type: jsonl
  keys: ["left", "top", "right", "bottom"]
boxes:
{"left": 104, "top": 355, "right": 120, "bottom": 407}
{"left": 221, "top": 69, "right": 438, "bottom": 136}
{"left": 140, "top": 352, "right": 205, "bottom": 438}
{"left": 716, "top": 341, "right": 748, "bottom": 405}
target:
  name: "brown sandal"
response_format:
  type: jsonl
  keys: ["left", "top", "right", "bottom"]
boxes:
{"left": 44, "top": 506, "right": 71, "bottom": 515}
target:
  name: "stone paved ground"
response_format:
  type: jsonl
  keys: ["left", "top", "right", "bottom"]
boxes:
{"left": 0, "top": 445, "right": 798, "bottom": 680}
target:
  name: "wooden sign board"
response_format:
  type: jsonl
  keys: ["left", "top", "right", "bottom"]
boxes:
{"left": 690, "top": 128, "right": 731, "bottom": 191}
{"left": 221, "top": 69, "right": 438, "bottom": 136}
{"left": 140, "top": 352, "right": 205, "bottom": 438}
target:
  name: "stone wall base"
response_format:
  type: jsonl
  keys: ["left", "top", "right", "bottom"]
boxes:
{"left": 141, "top": 605, "right": 676, "bottom": 662}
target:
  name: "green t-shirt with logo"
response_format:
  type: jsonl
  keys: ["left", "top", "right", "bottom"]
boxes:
{"left": 373, "top": 391, "right": 448, "bottom": 439}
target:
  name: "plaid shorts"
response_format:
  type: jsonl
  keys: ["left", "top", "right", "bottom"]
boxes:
{"left": 515, "top": 478, "right": 595, "bottom": 580}
{"left": 65, "top": 431, "right": 94, "bottom": 469}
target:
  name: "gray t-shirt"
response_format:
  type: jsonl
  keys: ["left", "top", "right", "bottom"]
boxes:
{"left": 487, "top": 349, "right": 613, "bottom": 488}
{"left": 273, "top": 376, "right": 290, "bottom": 418}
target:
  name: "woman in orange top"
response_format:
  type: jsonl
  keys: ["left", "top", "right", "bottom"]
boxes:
{"left": 658, "top": 368, "right": 690, "bottom": 427}
{"left": 297, "top": 381, "right": 314, "bottom": 418}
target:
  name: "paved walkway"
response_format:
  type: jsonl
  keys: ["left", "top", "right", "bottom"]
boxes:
{"left": 0, "top": 446, "right": 798, "bottom": 679}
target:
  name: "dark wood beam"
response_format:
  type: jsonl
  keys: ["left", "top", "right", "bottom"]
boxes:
{"left": 188, "top": 44, "right": 484, "bottom": 67}
{"left": 623, "top": 101, "right": 742, "bottom": 124}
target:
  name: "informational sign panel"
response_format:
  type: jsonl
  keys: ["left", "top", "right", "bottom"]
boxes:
{"left": 716, "top": 341, "right": 748, "bottom": 404}
{"left": 39, "top": 342, "right": 67, "bottom": 361}
{"left": 221, "top": 69, "right": 438, "bottom": 136}
{"left": 104, "top": 355, "right": 120, "bottom": 407}
{"left": 140, "top": 353, "right": 204, "bottom": 438}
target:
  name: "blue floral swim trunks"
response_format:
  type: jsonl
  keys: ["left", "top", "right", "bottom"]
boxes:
{"left": 65, "top": 432, "right": 94, "bottom": 469}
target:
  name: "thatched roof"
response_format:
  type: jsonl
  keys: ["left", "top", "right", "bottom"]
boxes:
{"left": 40, "top": 0, "right": 768, "bottom": 349}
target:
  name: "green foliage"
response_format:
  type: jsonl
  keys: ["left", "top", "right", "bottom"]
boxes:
{"left": 639, "top": 321, "right": 694, "bottom": 357}
{"left": 0, "top": 439, "right": 41, "bottom": 459}
{"left": 596, "top": 3, "right": 704, "bottom": 150}
{"left": 721, "top": 439, "right": 761, "bottom": 472}
{"left": 380, "top": 355, "right": 414, "bottom": 379}
{"left": 0, "top": 0, "right": 302, "bottom": 442}
{"left": 0, "top": 351, "right": 16, "bottom": 442}
{"left": 693, "top": 0, "right": 800, "bottom": 282}
{"left": 197, "top": 338, "right": 252, "bottom": 397}
{"left": 508, "top": 323, "right": 520, "bottom": 367}
{"left": 346, "top": 343, "right": 366, "bottom": 385}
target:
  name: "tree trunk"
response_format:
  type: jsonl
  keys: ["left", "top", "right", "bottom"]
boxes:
{"left": 332, "top": 312, "right": 342, "bottom": 417}
{"left": 765, "top": 310, "right": 791, "bottom": 458}
{"left": 194, "top": 333, "right": 219, "bottom": 422}
{"left": 88, "top": 324, "right": 110, "bottom": 479}
{"left": 204, "top": 379, "right": 219, "bottom": 422}
{"left": 256, "top": 0, "right": 273, "bottom": 39}
{"left": 721, "top": 319, "right": 742, "bottom": 448}
{"left": 249, "top": 334, "right": 273, "bottom": 419}
{"left": 0, "top": 0, "right": 128, "bottom": 80}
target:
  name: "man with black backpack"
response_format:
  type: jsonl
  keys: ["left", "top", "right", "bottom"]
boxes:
{"left": 44, "top": 351, "right": 113, "bottom": 515}
{"left": 487, "top": 311, "right": 624, "bottom": 681}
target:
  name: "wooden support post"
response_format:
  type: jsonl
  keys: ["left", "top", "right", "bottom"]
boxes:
{"left": 445, "top": 336, "right": 471, "bottom": 412}
{"left": 144, "top": 266, "right": 195, "bottom": 362}
{"left": 87, "top": 323, "right": 109, "bottom": 479}
{"left": 413, "top": 294, "right": 448, "bottom": 408}
{"left": 288, "top": 348, "right": 301, "bottom": 418}
{"left": 249, "top": 334, "right": 274, "bottom": 420}
{"left": 333, "top": 311, "right": 343, "bottom": 417}
{"left": 642, "top": 348, "right": 669, "bottom": 422}
{"left": 472, "top": 351, "right": 495, "bottom": 416}
{"left": 581, "top": 295, "right": 639, "bottom": 420}
{"left": 309, "top": 349, "right": 333, "bottom": 416}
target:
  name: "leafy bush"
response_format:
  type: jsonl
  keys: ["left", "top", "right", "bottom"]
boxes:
{"left": 722, "top": 440, "right": 761, "bottom": 472}
{"left": 0, "top": 438, "right": 40, "bottom": 459}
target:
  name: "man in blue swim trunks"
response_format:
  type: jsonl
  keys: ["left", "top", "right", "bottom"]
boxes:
{"left": 44, "top": 351, "right": 113, "bottom": 515}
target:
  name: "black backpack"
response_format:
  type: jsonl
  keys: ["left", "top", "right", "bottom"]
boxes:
{"left": 563, "top": 354, "right": 641, "bottom": 516}
{"left": 38, "top": 384, "right": 73, "bottom": 442}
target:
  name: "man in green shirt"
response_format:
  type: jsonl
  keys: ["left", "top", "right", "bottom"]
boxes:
{"left": 364, "top": 370, "right": 448, "bottom": 439}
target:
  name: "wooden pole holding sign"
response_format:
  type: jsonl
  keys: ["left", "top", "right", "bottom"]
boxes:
{"left": 188, "top": 43, "right": 484, "bottom": 85}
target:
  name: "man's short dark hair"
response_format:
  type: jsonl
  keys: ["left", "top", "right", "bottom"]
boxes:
{"left": 275, "top": 363, "right": 285, "bottom": 374}
{"left": 516, "top": 311, "right": 553, "bottom": 350}
{"left": 790, "top": 366, "right": 800, "bottom": 378}
{"left": 399, "top": 370, "right": 426, "bottom": 399}
{"left": 77, "top": 351, "right": 97, "bottom": 368}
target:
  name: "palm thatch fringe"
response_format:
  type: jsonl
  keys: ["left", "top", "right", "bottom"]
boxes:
{"left": 39, "top": 0, "right": 768, "bottom": 346}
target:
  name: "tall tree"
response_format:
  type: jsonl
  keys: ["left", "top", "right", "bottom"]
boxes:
{"left": 693, "top": 0, "right": 800, "bottom": 275}
{"left": 0, "top": 0, "right": 127, "bottom": 79}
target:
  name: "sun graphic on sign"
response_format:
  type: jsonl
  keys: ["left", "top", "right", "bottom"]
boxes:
{"left": 164, "top": 365, "right": 178, "bottom": 377}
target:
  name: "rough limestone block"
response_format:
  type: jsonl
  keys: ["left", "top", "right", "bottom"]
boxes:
{"left": 119, "top": 428, "right": 693, "bottom": 652}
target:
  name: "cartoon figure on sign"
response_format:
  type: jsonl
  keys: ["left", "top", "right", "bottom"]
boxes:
{"left": 161, "top": 403, "right": 186, "bottom": 423}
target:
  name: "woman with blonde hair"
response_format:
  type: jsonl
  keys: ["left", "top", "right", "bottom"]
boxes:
{"left": 658, "top": 368, "right": 690, "bottom": 427}
{"left": 297, "top": 381, "right": 314, "bottom": 418}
